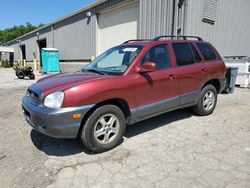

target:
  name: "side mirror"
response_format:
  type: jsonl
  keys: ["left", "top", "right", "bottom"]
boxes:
{"left": 136, "top": 62, "right": 156, "bottom": 73}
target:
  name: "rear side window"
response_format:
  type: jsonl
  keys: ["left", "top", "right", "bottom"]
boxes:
{"left": 196, "top": 43, "right": 217, "bottom": 60}
{"left": 142, "top": 44, "right": 171, "bottom": 70}
{"left": 173, "top": 43, "right": 200, "bottom": 66}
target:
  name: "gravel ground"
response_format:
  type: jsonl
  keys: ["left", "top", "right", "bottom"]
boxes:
{"left": 0, "top": 68, "right": 250, "bottom": 188}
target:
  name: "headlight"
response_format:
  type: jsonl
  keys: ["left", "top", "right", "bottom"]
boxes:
{"left": 44, "top": 91, "right": 64, "bottom": 108}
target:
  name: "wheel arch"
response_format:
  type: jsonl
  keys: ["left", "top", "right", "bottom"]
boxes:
{"left": 201, "top": 79, "right": 221, "bottom": 93}
{"left": 78, "top": 98, "right": 131, "bottom": 136}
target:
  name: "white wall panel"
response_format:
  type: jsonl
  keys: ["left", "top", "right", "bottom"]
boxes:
{"left": 98, "top": 2, "right": 139, "bottom": 54}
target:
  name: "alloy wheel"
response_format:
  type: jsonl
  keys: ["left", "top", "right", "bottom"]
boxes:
{"left": 94, "top": 113, "right": 120, "bottom": 144}
{"left": 203, "top": 91, "right": 215, "bottom": 111}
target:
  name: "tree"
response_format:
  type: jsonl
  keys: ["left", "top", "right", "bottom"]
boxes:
{"left": 0, "top": 23, "right": 44, "bottom": 45}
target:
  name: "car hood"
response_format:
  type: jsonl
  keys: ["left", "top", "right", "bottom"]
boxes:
{"left": 30, "top": 72, "right": 108, "bottom": 94}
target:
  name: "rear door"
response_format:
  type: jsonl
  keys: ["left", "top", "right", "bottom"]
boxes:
{"left": 134, "top": 44, "right": 179, "bottom": 118}
{"left": 195, "top": 42, "right": 226, "bottom": 80}
{"left": 171, "top": 42, "right": 208, "bottom": 105}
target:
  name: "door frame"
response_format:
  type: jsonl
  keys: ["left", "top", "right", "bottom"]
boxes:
{"left": 37, "top": 38, "right": 47, "bottom": 67}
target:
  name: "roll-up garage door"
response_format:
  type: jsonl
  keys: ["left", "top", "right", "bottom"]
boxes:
{"left": 98, "top": 2, "right": 139, "bottom": 55}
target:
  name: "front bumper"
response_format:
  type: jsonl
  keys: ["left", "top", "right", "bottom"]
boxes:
{"left": 22, "top": 96, "right": 94, "bottom": 138}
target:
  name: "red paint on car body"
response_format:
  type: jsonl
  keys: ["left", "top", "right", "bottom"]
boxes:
{"left": 34, "top": 40, "right": 226, "bottom": 111}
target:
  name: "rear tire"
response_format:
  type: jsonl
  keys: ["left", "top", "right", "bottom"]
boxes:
{"left": 80, "top": 105, "right": 126, "bottom": 153}
{"left": 29, "top": 73, "right": 35, "bottom": 80}
{"left": 193, "top": 84, "right": 217, "bottom": 116}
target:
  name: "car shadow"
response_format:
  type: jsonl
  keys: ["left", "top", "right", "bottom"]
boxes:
{"left": 30, "top": 109, "right": 193, "bottom": 156}
{"left": 125, "top": 109, "right": 193, "bottom": 138}
{"left": 30, "top": 130, "right": 92, "bottom": 156}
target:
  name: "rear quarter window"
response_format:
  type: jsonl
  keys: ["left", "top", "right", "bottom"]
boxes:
{"left": 196, "top": 43, "right": 217, "bottom": 60}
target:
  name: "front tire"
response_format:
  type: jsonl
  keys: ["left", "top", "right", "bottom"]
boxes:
{"left": 16, "top": 71, "right": 25, "bottom": 79}
{"left": 193, "top": 84, "right": 217, "bottom": 116}
{"left": 80, "top": 105, "right": 126, "bottom": 153}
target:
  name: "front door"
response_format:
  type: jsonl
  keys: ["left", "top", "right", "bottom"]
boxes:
{"left": 134, "top": 44, "right": 180, "bottom": 119}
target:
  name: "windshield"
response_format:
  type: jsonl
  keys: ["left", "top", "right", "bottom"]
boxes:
{"left": 84, "top": 45, "right": 143, "bottom": 75}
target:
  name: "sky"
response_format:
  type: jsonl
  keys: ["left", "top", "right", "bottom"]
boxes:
{"left": 0, "top": 0, "right": 96, "bottom": 30}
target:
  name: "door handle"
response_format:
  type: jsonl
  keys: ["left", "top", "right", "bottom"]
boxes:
{"left": 169, "top": 74, "right": 176, "bottom": 80}
{"left": 201, "top": 68, "right": 207, "bottom": 73}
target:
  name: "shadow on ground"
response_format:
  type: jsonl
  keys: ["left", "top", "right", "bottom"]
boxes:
{"left": 31, "top": 109, "right": 193, "bottom": 156}
{"left": 14, "top": 78, "right": 34, "bottom": 81}
{"left": 30, "top": 130, "right": 91, "bottom": 156}
{"left": 125, "top": 109, "right": 192, "bottom": 138}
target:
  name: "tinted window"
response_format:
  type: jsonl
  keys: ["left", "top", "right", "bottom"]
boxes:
{"left": 173, "top": 43, "right": 198, "bottom": 66}
{"left": 196, "top": 43, "right": 217, "bottom": 60}
{"left": 142, "top": 45, "right": 171, "bottom": 70}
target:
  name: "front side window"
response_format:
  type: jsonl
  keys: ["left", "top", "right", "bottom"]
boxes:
{"left": 173, "top": 43, "right": 199, "bottom": 66}
{"left": 196, "top": 43, "right": 217, "bottom": 60}
{"left": 84, "top": 45, "right": 142, "bottom": 75}
{"left": 142, "top": 44, "right": 171, "bottom": 70}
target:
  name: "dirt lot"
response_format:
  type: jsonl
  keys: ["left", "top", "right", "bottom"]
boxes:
{"left": 0, "top": 68, "right": 250, "bottom": 188}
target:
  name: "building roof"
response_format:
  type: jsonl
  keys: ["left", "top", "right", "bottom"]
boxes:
{"left": 5, "top": 0, "right": 110, "bottom": 45}
{"left": 0, "top": 46, "right": 14, "bottom": 52}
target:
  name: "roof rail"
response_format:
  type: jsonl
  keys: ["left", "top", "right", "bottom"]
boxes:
{"left": 152, "top": 35, "right": 203, "bottom": 41}
{"left": 123, "top": 39, "right": 151, "bottom": 44}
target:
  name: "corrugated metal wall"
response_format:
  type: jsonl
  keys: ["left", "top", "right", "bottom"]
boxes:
{"left": 138, "top": 0, "right": 173, "bottom": 39}
{"left": 5, "top": 42, "right": 17, "bottom": 61}
{"left": 7, "top": 15, "right": 94, "bottom": 61}
{"left": 54, "top": 14, "right": 97, "bottom": 60}
{"left": 20, "top": 35, "right": 36, "bottom": 61}
{"left": 7, "top": 27, "right": 53, "bottom": 61}
{"left": 185, "top": 0, "right": 250, "bottom": 56}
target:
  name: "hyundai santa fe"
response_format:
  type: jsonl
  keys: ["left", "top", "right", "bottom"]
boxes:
{"left": 22, "top": 35, "right": 227, "bottom": 153}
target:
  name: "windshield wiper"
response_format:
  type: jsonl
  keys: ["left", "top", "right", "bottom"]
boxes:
{"left": 82, "top": 68, "right": 107, "bottom": 75}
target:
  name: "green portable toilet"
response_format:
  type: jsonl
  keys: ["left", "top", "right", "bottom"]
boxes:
{"left": 41, "top": 48, "right": 60, "bottom": 74}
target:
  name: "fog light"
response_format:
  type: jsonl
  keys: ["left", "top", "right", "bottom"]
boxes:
{"left": 39, "top": 124, "right": 46, "bottom": 129}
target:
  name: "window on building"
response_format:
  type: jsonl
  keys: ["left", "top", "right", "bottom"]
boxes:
{"left": 142, "top": 45, "right": 171, "bottom": 70}
{"left": 196, "top": 43, "right": 217, "bottom": 60}
{"left": 202, "top": 0, "right": 217, "bottom": 25}
{"left": 173, "top": 43, "right": 199, "bottom": 66}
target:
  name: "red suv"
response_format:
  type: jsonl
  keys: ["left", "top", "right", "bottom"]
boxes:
{"left": 22, "top": 36, "right": 226, "bottom": 153}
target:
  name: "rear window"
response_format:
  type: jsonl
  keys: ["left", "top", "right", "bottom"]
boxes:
{"left": 173, "top": 43, "right": 200, "bottom": 66}
{"left": 196, "top": 43, "right": 217, "bottom": 60}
